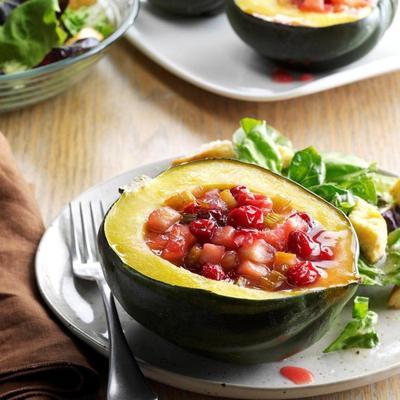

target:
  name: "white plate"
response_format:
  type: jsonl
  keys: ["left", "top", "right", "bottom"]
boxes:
{"left": 125, "top": 2, "right": 400, "bottom": 102}
{"left": 36, "top": 159, "right": 400, "bottom": 399}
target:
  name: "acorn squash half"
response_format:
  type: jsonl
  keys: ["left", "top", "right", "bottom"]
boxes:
{"left": 98, "top": 159, "right": 359, "bottom": 363}
{"left": 226, "top": 0, "right": 398, "bottom": 71}
{"left": 148, "top": 0, "right": 224, "bottom": 16}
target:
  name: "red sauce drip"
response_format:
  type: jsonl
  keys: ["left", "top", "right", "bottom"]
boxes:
{"left": 271, "top": 69, "right": 315, "bottom": 84}
{"left": 280, "top": 366, "right": 314, "bottom": 385}
{"left": 299, "top": 73, "right": 314, "bottom": 82}
{"left": 272, "top": 69, "right": 295, "bottom": 83}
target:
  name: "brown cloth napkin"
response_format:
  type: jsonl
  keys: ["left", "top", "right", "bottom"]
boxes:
{"left": 0, "top": 133, "right": 101, "bottom": 399}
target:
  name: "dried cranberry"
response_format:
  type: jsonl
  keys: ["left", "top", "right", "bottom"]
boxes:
{"left": 318, "top": 246, "right": 334, "bottom": 261}
{"left": 244, "top": 194, "right": 273, "bottom": 211}
{"left": 201, "top": 263, "right": 226, "bottom": 280}
{"left": 290, "top": 212, "right": 315, "bottom": 230}
{"left": 230, "top": 185, "right": 255, "bottom": 205}
{"left": 183, "top": 202, "right": 202, "bottom": 215}
{"left": 230, "top": 185, "right": 250, "bottom": 197}
{"left": 227, "top": 205, "right": 264, "bottom": 229}
{"left": 189, "top": 219, "right": 216, "bottom": 242}
{"left": 201, "top": 189, "right": 228, "bottom": 211}
{"left": 233, "top": 229, "right": 255, "bottom": 248}
{"left": 287, "top": 231, "right": 318, "bottom": 258}
{"left": 287, "top": 261, "right": 320, "bottom": 286}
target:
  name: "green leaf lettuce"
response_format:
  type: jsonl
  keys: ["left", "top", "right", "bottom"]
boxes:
{"left": 324, "top": 296, "right": 379, "bottom": 353}
{"left": 0, "top": 0, "right": 67, "bottom": 71}
{"left": 233, "top": 118, "right": 292, "bottom": 174}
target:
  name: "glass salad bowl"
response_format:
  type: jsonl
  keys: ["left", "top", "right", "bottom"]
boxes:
{"left": 0, "top": 0, "right": 139, "bottom": 112}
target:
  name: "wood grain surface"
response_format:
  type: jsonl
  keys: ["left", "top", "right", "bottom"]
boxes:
{"left": 1, "top": 40, "right": 400, "bottom": 400}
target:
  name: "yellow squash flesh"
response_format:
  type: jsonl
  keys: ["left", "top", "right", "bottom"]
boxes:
{"left": 235, "top": 0, "right": 372, "bottom": 27}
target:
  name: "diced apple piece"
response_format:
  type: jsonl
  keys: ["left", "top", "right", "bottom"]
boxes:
{"left": 238, "top": 260, "right": 269, "bottom": 279}
{"left": 211, "top": 226, "right": 237, "bottom": 249}
{"left": 259, "top": 228, "right": 286, "bottom": 251}
{"left": 221, "top": 250, "right": 239, "bottom": 270}
{"left": 185, "top": 244, "right": 202, "bottom": 267}
{"left": 161, "top": 224, "right": 195, "bottom": 264}
{"left": 199, "top": 243, "right": 225, "bottom": 265}
{"left": 147, "top": 207, "right": 182, "bottom": 233}
{"left": 165, "top": 191, "right": 196, "bottom": 211}
{"left": 146, "top": 231, "right": 169, "bottom": 252}
{"left": 239, "top": 239, "right": 275, "bottom": 265}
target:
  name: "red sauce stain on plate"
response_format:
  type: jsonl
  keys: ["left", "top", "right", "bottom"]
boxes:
{"left": 272, "top": 69, "right": 295, "bottom": 83}
{"left": 271, "top": 69, "right": 315, "bottom": 83}
{"left": 280, "top": 366, "right": 314, "bottom": 385}
{"left": 299, "top": 73, "right": 314, "bottom": 82}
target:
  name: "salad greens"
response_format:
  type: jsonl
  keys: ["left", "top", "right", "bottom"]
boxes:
{"left": 232, "top": 118, "right": 384, "bottom": 216}
{"left": 311, "top": 184, "right": 356, "bottom": 214}
{"left": 356, "top": 228, "right": 400, "bottom": 286}
{"left": 233, "top": 118, "right": 292, "bottom": 174}
{"left": 0, "top": 0, "right": 66, "bottom": 71}
{"left": 324, "top": 296, "right": 379, "bottom": 353}
{"left": 62, "top": 4, "right": 114, "bottom": 37}
{"left": 0, "top": 0, "right": 114, "bottom": 74}
{"left": 231, "top": 117, "right": 400, "bottom": 352}
{"left": 287, "top": 147, "right": 325, "bottom": 188}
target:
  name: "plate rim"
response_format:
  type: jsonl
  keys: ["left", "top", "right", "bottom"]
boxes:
{"left": 35, "top": 160, "right": 400, "bottom": 399}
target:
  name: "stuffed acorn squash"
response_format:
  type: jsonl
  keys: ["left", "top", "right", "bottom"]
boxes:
{"left": 226, "top": 0, "right": 398, "bottom": 71}
{"left": 99, "top": 159, "right": 359, "bottom": 363}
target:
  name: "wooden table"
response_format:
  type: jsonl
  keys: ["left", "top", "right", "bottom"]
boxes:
{"left": 2, "top": 40, "right": 400, "bottom": 400}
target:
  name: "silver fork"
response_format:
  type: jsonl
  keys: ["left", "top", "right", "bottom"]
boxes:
{"left": 69, "top": 201, "right": 158, "bottom": 400}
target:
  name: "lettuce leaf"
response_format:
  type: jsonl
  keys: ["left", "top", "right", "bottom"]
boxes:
{"left": 358, "top": 258, "right": 383, "bottom": 286}
{"left": 324, "top": 296, "right": 379, "bottom": 353}
{"left": 287, "top": 147, "right": 326, "bottom": 188}
{"left": 311, "top": 184, "right": 356, "bottom": 214}
{"left": 322, "top": 152, "right": 372, "bottom": 182}
{"left": 233, "top": 118, "right": 292, "bottom": 174}
{"left": 382, "top": 229, "right": 400, "bottom": 285}
{"left": 0, "top": 0, "right": 67, "bottom": 71}
{"left": 372, "top": 173, "right": 397, "bottom": 206}
{"left": 339, "top": 174, "right": 377, "bottom": 205}
{"left": 356, "top": 229, "right": 400, "bottom": 286}
{"left": 62, "top": 4, "right": 114, "bottom": 38}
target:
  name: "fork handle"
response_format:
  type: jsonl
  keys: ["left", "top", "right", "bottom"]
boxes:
{"left": 97, "top": 278, "right": 158, "bottom": 400}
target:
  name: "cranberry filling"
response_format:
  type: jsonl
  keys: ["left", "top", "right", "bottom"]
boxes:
{"left": 292, "top": 0, "right": 371, "bottom": 13}
{"left": 145, "top": 186, "right": 338, "bottom": 291}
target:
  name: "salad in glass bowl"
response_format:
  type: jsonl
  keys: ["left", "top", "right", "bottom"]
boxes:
{"left": 0, "top": 0, "right": 139, "bottom": 111}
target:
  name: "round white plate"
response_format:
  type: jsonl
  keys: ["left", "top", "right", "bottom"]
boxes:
{"left": 36, "top": 159, "right": 400, "bottom": 399}
{"left": 125, "top": 1, "right": 400, "bottom": 102}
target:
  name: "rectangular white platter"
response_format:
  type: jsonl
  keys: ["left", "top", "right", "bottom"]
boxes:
{"left": 125, "top": 1, "right": 400, "bottom": 102}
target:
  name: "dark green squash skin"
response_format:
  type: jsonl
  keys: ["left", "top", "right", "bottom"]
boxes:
{"left": 148, "top": 0, "right": 224, "bottom": 16}
{"left": 226, "top": 0, "right": 398, "bottom": 71}
{"left": 99, "top": 224, "right": 358, "bottom": 363}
